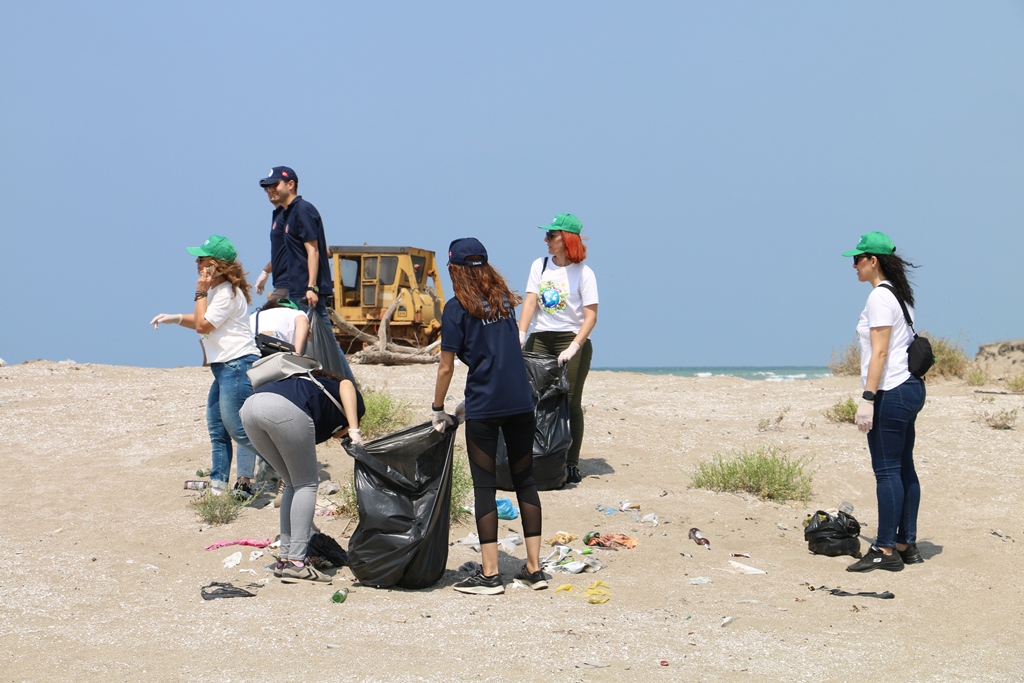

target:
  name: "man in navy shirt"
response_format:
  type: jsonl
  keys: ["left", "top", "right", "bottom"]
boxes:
{"left": 255, "top": 166, "right": 353, "bottom": 381}
{"left": 254, "top": 166, "right": 332, "bottom": 308}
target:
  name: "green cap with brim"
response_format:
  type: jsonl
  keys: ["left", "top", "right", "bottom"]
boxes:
{"left": 538, "top": 213, "right": 583, "bottom": 235}
{"left": 842, "top": 231, "right": 896, "bottom": 257}
{"left": 187, "top": 235, "right": 237, "bottom": 262}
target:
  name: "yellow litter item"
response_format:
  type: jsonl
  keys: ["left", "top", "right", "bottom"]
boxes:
{"left": 587, "top": 581, "right": 611, "bottom": 590}
{"left": 555, "top": 584, "right": 573, "bottom": 593}
{"left": 587, "top": 595, "right": 610, "bottom": 604}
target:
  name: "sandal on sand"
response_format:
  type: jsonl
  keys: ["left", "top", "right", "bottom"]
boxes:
{"left": 200, "top": 581, "right": 257, "bottom": 600}
{"left": 279, "top": 562, "right": 332, "bottom": 584}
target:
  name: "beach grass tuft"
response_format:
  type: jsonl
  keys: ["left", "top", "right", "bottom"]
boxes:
{"left": 690, "top": 445, "right": 812, "bottom": 503}
{"left": 965, "top": 363, "right": 989, "bottom": 387}
{"left": 191, "top": 488, "right": 258, "bottom": 525}
{"left": 925, "top": 332, "right": 969, "bottom": 378}
{"left": 823, "top": 397, "right": 858, "bottom": 424}
{"left": 359, "top": 386, "right": 415, "bottom": 440}
{"left": 979, "top": 406, "right": 1018, "bottom": 430}
{"left": 1006, "top": 373, "right": 1024, "bottom": 394}
{"left": 827, "top": 338, "right": 860, "bottom": 376}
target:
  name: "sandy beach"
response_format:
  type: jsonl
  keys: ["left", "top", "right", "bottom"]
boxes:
{"left": 2, "top": 359, "right": 1023, "bottom": 682}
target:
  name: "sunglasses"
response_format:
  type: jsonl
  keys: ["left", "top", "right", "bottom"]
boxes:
{"left": 853, "top": 254, "right": 871, "bottom": 264}
{"left": 545, "top": 230, "right": 559, "bottom": 240}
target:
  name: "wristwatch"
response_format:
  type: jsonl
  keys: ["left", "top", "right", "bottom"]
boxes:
{"left": 306, "top": 285, "right": 319, "bottom": 293}
{"left": 862, "top": 390, "right": 876, "bottom": 402}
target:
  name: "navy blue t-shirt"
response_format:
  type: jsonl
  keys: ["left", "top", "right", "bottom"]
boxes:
{"left": 269, "top": 196, "right": 333, "bottom": 300}
{"left": 440, "top": 296, "right": 533, "bottom": 421}
{"left": 255, "top": 375, "right": 365, "bottom": 444}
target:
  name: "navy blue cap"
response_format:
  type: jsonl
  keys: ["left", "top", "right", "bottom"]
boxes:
{"left": 259, "top": 166, "right": 298, "bottom": 187}
{"left": 448, "top": 238, "right": 488, "bottom": 267}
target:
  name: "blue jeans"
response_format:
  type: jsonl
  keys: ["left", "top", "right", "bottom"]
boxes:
{"left": 207, "top": 354, "right": 262, "bottom": 485}
{"left": 867, "top": 375, "right": 926, "bottom": 548}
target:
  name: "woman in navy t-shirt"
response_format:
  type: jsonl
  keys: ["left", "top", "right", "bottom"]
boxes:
{"left": 432, "top": 238, "right": 547, "bottom": 595}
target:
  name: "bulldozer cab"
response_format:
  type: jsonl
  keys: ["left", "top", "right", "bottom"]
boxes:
{"left": 328, "top": 246, "right": 445, "bottom": 353}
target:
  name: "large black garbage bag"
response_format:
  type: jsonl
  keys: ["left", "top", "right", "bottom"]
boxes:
{"left": 804, "top": 510, "right": 862, "bottom": 558}
{"left": 344, "top": 421, "right": 456, "bottom": 589}
{"left": 304, "top": 309, "right": 353, "bottom": 380}
{"left": 496, "top": 352, "right": 571, "bottom": 491}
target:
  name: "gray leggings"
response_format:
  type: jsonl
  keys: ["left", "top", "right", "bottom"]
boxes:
{"left": 239, "top": 392, "right": 319, "bottom": 562}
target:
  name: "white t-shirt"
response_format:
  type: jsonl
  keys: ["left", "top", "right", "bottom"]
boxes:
{"left": 525, "top": 257, "right": 599, "bottom": 334}
{"left": 202, "top": 282, "right": 260, "bottom": 363}
{"left": 857, "top": 281, "right": 913, "bottom": 391}
{"left": 249, "top": 307, "right": 305, "bottom": 346}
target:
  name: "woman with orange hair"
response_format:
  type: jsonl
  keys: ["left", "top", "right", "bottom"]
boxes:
{"left": 432, "top": 238, "right": 546, "bottom": 595}
{"left": 518, "top": 214, "right": 599, "bottom": 484}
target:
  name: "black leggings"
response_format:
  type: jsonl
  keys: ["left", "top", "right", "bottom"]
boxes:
{"left": 465, "top": 412, "right": 542, "bottom": 545}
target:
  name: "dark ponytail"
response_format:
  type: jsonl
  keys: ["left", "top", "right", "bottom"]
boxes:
{"left": 874, "top": 253, "right": 919, "bottom": 308}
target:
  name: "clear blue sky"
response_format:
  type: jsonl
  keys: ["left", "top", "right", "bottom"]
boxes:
{"left": 3, "top": 2, "right": 1021, "bottom": 369}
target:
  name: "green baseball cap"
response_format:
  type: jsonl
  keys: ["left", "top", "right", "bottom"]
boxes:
{"left": 187, "top": 235, "right": 237, "bottom": 262}
{"left": 538, "top": 213, "right": 583, "bottom": 235}
{"left": 842, "top": 231, "right": 896, "bottom": 257}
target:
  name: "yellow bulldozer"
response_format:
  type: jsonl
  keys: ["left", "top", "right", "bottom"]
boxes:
{"left": 327, "top": 246, "right": 445, "bottom": 359}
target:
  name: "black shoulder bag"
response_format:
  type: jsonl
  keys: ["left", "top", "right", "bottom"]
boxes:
{"left": 877, "top": 283, "right": 934, "bottom": 379}
{"left": 254, "top": 311, "right": 296, "bottom": 358}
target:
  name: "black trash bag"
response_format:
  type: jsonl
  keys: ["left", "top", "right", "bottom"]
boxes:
{"left": 303, "top": 309, "right": 352, "bottom": 380}
{"left": 803, "top": 510, "right": 863, "bottom": 558}
{"left": 344, "top": 421, "right": 456, "bottom": 589}
{"left": 495, "top": 352, "right": 572, "bottom": 491}
{"left": 307, "top": 531, "right": 348, "bottom": 569}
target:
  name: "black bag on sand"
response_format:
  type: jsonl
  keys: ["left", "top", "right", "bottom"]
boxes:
{"left": 304, "top": 309, "right": 352, "bottom": 380}
{"left": 495, "top": 352, "right": 572, "bottom": 491}
{"left": 804, "top": 510, "right": 863, "bottom": 558}
{"left": 344, "top": 421, "right": 456, "bottom": 589}
{"left": 307, "top": 532, "right": 349, "bottom": 569}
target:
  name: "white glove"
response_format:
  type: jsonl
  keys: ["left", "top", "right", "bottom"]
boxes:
{"left": 431, "top": 407, "right": 454, "bottom": 433}
{"left": 558, "top": 341, "right": 581, "bottom": 366}
{"left": 454, "top": 401, "right": 466, "bottom": 424}
{"left": 347, "top": 428, "right": 363, "bottom": 446}
{"left": 255, "top": 270, "right": 270, "bottom": 294}
{"left": 519, "top": 330, "right": 527, "bottom": 349}
{"left": 856, "top": 400, "right": 874, "bottom": 433}
{"left": 150, "top": 313, "right": 182, "bottom": 329}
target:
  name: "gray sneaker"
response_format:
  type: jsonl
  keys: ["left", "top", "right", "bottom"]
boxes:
{"left": 453, "top": 572, "right": 504, "bottom": 595}
{"left": 279, "top": 561, "right": 332, "bottom": 584}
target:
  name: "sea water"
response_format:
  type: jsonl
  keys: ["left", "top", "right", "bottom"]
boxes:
{"left": 594, "top": 366, "right": 832, "bottom": 382}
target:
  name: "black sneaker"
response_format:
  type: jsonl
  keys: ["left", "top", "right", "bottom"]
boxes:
{"left": 513, "top": 566, "right": 549, "bottom": 590}
{"left": 453, "top": 572, "right": 504, "bottom": 595}
{"left": 898, "top": 544, "right": 924, "bottom": 564}
{"left": 566, "top": 465, "right": 583, "bottom": 484}
{"left": 846, "top": 546, "right": 904, "bottom": 573}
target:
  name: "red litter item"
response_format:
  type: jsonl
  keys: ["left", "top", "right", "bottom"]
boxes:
{"left": 688, "top": 527, "right": 711, "bottom": 550}
{"left": 660, "top": 660, "right": 669, "bottom": 666}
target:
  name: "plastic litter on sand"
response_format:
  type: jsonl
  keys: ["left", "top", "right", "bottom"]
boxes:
{"left": 222, "top": 551, "right": 242, "bottom": 569}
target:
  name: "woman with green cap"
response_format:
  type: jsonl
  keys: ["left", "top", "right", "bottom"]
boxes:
{"left": 150, "top": 235, "right": 263, "bottom": 498}
{"left": 841, "top": 231, "right": 927, "bottom": 573}
{"left": 518, "top": 213, "right": 599, "bottom": 485}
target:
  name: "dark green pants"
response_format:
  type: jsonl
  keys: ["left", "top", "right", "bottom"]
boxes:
{"left": 525, "top": 331, "right": 592, "bottom": 466}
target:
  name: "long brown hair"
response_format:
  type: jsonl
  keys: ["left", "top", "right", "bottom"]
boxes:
{"left": 449, "top": 263, "right": 522, "bottom": 320}
{"left": 212, "top": 258, "right": 253, "bottom": 305}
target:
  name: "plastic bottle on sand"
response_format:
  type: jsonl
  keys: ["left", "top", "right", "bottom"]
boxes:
{"left": 839, "top": 502, "right": 854, "bottom": 515}
{"left": 688, "top": 528, "right": 711, "bottom": 550}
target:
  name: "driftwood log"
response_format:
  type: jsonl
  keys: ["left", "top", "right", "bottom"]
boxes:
{"left": 327, "top": 307, "right": 441, "bottom": 366}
